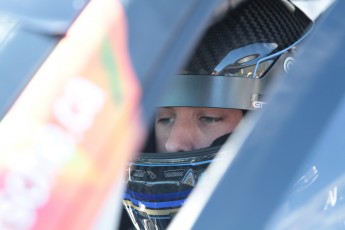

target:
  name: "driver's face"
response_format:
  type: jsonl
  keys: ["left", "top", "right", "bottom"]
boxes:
{"left": 155, "top": 107, "right": 243, "bottom": 152}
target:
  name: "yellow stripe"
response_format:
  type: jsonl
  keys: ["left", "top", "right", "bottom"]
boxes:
{"left": 123, "top": 200, "right": 180, "bottom": 216}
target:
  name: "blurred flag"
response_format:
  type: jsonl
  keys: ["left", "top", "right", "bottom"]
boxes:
{"left": 0, "top": 0, "right": 144, "bottom": 229}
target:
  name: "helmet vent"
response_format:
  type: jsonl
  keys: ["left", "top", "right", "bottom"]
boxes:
{"left": 132, "top": 170, "right": 145, "bottom": 178}
{"left": 164, "top": 169, "right": 185, "bottom": 178}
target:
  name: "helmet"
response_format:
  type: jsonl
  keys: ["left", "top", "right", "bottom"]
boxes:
{"left": 123, "top": 0, "right": 312, "bottom": 229}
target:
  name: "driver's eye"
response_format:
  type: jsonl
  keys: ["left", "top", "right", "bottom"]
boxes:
{"left": 200, "top": 116, "right": 222, "bottom": 123}
{"left": 157, "top": 117, "right": 174, "bottom": 124}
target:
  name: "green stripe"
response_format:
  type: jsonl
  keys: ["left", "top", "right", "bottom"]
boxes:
{"left": 101, "top": 37, "right": 123, "bottom": 103}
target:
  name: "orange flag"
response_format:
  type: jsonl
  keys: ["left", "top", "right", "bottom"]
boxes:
{"left": 0, "top": 0, "right": 144, "bottom": 229}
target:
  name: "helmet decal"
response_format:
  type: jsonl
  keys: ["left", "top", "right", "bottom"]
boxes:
{"left": 284, "top": 56, "right": 295, "bottom": 73}
{"left": 181, "top": 169, "right": 196, "bottom": 186}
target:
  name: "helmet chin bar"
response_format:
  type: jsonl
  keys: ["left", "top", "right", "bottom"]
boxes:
{"left": 123, "top": 145, "right": 222, "bottom": 230}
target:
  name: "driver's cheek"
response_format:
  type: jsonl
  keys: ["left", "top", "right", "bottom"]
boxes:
{"left": 199, "top": 120, "right": 236, "bottom": 145}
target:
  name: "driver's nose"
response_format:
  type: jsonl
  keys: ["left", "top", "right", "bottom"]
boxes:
{"left": 165, "top": 120, "right": 197, "bottom": 152}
